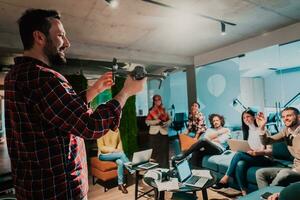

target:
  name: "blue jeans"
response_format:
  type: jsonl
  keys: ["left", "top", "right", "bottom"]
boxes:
{"left": 226, "top": 151, "right": 272, "bottom": 190}
{"left": 99, "top": 152, "right": 129, "bottom": 185}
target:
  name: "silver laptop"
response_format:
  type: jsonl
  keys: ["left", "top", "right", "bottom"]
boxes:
{"left": 228, "top": 139, "right": 251, "bottom": 152}
{"left": 176, "top": 159, "right": 209, "bottom": 188}
{"left": 129, "top": 149, "right": 159, "bottom": 169}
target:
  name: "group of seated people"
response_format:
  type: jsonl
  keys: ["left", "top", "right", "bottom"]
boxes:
{"left": 95, "top": 94, "right": 300, "bottom": 200}
{"left": 176, "top": 102, "right": 300, "bottom": 199}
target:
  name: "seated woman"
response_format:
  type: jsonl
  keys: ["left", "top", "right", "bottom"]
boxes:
{"left": 97, "top": 129, "right": 131, "bottom": 194}
{"left": 213, "top": 109, "right": 273, "bottom": 196}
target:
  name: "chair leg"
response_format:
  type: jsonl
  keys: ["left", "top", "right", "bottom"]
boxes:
{"left": 92, "top": 176, "right": 96, "bottom": 185}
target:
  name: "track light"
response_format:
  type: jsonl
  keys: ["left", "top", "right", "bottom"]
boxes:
{"left": 221, "top": 22, "right": 226, "bottom": 35}
{"left": 105, "top": 0, "right": 119, "bottom": 8}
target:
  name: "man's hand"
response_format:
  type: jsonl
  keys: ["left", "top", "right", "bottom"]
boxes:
{"left": 114, "top": 76, "right": 147, "bottom": 108}
{"left": 212, "top": 138, "right": 219, "bottom": 143}
{"left": 247, "top": 150, "right": 256, "bottom": 156}
{"left": 268, "top": 192, "right": 279, "bottom": 200}
{"left": 113, "top": 149, "right": 122, "bottom": 153}
{"left": 86, "top": 72, "right": 114, "bottom": 103}
{"left": 158, "top": 120, "right": 164, "bottom": 126}
{"left": 121, "top": 76, "right": 147, "bottom": 97}
{"left": 93, "top": 71, "right": 114, "bottom": 93}
{"left": 206, "top": 132, "right": 218, "bottom": 140}
{"left": 256, "top": 112, "right": 267, "bottom": 131}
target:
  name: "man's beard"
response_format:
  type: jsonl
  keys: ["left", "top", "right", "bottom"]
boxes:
{"left": 286, "top": 118, "right": 298, "bottom": 128}
{"left": 43, "top": 37, "right": 66, "bottom": 66}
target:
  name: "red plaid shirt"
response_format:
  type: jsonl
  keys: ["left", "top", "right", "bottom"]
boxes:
{"left": 146, "top": 106, "right": 169, "bottom": 122}
{"left": 4, "top": 57, "right": 121, "bottom": 200}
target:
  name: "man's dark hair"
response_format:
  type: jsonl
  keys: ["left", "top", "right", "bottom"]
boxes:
{"left": 18, "top": 9, "right": 61, "bottom": 50}
{"left": 281, "top": 107, "right": 299, "bottom": 117}
{"left": 208, "top": 114, "right": 225, "bottom": 128}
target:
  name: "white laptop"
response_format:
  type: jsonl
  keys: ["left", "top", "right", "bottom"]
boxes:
{"left": 228, "top": 139, "right": 252, "bottom": 152}
{"left": 127, "top": 149, "right": 159, "bottom": 170}
{"left": 176, "top": 159, "right": 209, "bottom": 188}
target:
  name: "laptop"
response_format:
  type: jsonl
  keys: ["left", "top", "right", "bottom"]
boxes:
{"left": 176, "top": 159, "right": 209, "bottom": 188}
{"left": 126, "top": 149, "right": 159, "bottom": 170}
{"left": 228, "top": 139, "right": 252, "bottom": 152}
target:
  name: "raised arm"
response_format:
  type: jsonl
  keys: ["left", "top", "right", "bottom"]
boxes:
{"left": 256, "top": 112, "right": 285, "bottom": 145}
{"left": 36, "top": 71, "right": 145, "bottom": 140}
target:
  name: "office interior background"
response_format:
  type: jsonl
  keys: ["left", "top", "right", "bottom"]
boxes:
{"left": 0, "top": 0, "right": 299, "bottom": 137}
{"left": 0, "top": 1, "right": 300, "bottom": 199}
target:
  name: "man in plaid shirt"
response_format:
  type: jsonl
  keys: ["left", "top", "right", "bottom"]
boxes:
{"left": 4, "top": 9, "right": 146, "bottom": 200}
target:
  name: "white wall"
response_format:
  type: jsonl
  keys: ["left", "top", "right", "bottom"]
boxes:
{"left": 240, "top": 77, "right": 265, "bottom": 111}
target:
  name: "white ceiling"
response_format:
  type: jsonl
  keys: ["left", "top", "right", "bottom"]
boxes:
{"left": 0, "top": 0, "right": 300, "bottom": 67}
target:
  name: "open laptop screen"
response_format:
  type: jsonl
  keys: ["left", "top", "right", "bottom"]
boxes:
{"left": 131, "top": 149, "right": 153, "bottom": 166}
{"left": 176, "top": 159, "right": 192, "bottom": 182}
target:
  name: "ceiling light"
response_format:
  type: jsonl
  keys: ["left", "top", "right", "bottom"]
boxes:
{"left": 221, "top": 22, "right": 226, "bottom": 36}
{"left": 105, "top": 0, "right": 119, "bottom": 8}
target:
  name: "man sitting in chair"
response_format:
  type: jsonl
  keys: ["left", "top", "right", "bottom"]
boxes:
{"left": 205, "top": 113, "right": 231, "bottom": 151}
{"left": 175, "top": 113, "right": 229, "bottom": 166}
{"left": 97, "top": 129, "right": 132, "bottom": 194}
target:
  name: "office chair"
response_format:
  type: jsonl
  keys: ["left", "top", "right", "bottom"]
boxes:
{"left": 171, "top": 113, "right": 187, "bottom": 133}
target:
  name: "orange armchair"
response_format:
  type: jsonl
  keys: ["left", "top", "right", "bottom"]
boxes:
{"left": 90, "top": 157, "right": 118, "bottom": 192}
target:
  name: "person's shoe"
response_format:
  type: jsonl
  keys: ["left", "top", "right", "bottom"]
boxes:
{"left": 211, "top": 182, "right": 228, "bottom": 189}
{"left": 118, "top": 184, "right": 128, "bottom": 194}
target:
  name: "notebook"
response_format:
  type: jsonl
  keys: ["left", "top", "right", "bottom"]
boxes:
{"left": 125, "top": 149, "right": 159, "bottom": 170}
{"left": 227, "top": 139, "right": 251, "bottom": 152}
{"left": 176, "top": 159, "right": 209, "bottom": 188}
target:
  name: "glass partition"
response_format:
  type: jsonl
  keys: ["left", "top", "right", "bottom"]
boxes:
{"left": 141, "top": 71, "right": 188, "bottom": 119}
{"left": 196, "top": 40, "right": 300, "bottom": 131}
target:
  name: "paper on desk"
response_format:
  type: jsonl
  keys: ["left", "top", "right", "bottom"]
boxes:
{"left": 155, "top": 178, "right": 179, "bottom": 191}
{"left": 191, "top": 169, "right": 213, "bottom": 180}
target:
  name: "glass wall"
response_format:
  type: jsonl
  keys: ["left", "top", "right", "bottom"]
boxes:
{"left": 196, "top": 40, "right": 300, "bottom": 130}
{"left": 136, "top": 70, "right": 188, "bottom": 118}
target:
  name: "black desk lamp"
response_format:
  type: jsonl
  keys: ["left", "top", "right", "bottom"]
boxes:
{"left": 232, "top": 98, "right": 247, "bottom": 110}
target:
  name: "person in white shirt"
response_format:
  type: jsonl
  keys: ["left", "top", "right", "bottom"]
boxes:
{"left": 213, "top": 109, "right": 273, "bottom": 196}
{"left": 205, "top": 113, "right": 231, "bottom": 151}
{"left": 174, "top": 113, "right": 229, "bottom": 167}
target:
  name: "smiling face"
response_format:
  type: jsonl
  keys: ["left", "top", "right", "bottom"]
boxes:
{"left": 153, "top": 95, "right": 162, "bottom": 107}
{"left": 242, "top": 112, "right": 255, "bottom": 126}
{"left": 43, "top": 18, "right": 70, "bottom": 65}
{"left": 191, "top": 103, "right": 199, "bottom": 114}
{"left": 281, "top": 109, "right": 298, "bottom": 128}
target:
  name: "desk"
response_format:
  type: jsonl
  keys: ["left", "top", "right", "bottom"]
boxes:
{"left": 143, "top": 171, "right": 216, "bottom": 200}
{"left": 133, "top": 167, "right": 156, "bottom": 200}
